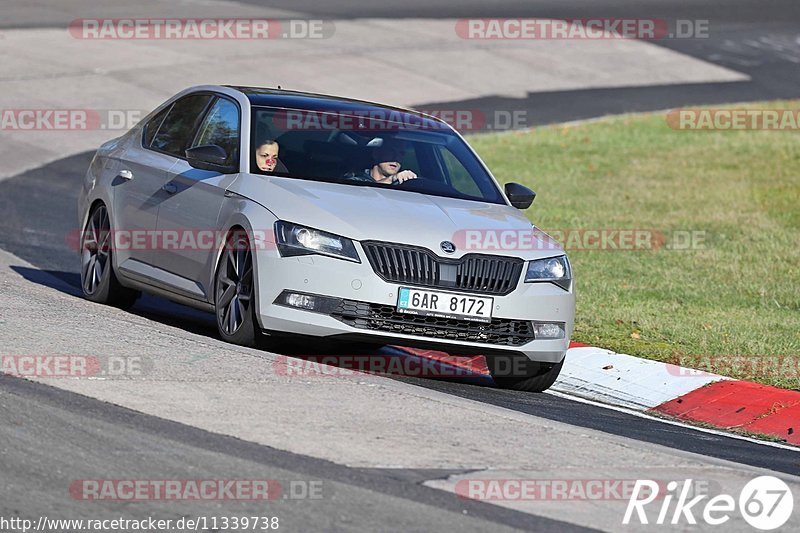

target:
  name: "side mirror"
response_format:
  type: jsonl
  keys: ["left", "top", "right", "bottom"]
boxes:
{"left": 186, "top": 145, "right": 236, "bottom": 173}
{"left": 504, "top": 182, "right": 536, "bottom": 209}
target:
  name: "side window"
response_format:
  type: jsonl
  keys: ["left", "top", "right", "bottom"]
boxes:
{"left": 151, "top": 94, "right": 213, "bottom": 157}
{"left": 143, "top": 105, "right": 170, "bottom": 147}
{"left": 191, "top": 97, "right": 240, "bottom": 166}
{"left": 437, "top": 146, "right": 482, "bottom": 197}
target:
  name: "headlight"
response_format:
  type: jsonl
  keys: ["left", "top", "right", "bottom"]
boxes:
{"left": 275, "top": 221, "right": 360, "bottom": 263}
{"left": 524, "top": 255, "right": 571, "bottom": 290}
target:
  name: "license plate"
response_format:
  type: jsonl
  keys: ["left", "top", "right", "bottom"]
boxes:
{"left": 396, "top": 287, "right": 493, "bottom": 323}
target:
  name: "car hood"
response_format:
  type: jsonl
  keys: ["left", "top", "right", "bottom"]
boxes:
{"left": 231, "top": 175, "right": 564, "bottom": 260}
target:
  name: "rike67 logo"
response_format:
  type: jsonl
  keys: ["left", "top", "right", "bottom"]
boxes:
{"left": 624, "top": 476, "right": 794, "bottom": 530}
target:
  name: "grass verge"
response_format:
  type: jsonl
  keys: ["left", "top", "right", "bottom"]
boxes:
{"left": 469, "top": 100, "right": 800, "bottom": 389}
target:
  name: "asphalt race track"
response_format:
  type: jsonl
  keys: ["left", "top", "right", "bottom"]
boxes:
{"left": 1, "top": 1, "right": 799, "bottom": 531}
{"left": 4, "top": 0, "right": 800, "bottom": 126}
{"left": 238, "top": 0, "right": 800, "bottom": 125}
{"left": 2, "top": 150, "right": 800, "bottom": 474}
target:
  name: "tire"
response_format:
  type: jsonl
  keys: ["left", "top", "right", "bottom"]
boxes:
{"left": 215, "top": 229, "right": 258, "bottom": 347}
{"left": 486, "top": 355, "right": 564, "bottom": 392}
{"left": 80, "top": 204, "right": 139, "bottom": 309}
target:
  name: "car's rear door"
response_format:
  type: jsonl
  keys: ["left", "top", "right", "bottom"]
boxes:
{"left": 151, "top": 94, "right": 242, "bottom": 301}
{"left": 113, "top": 93, "right": 213, "bottom": 283}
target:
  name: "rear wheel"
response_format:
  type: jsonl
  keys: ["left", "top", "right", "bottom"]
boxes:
{"left": 80, "top": 204, "right": 139, "bottom": 309}
{"left": 486, "top": 355, "right": 564, "bottom": 392}
{"left": 215, "top": 230, "right": 258, "bottom": 347}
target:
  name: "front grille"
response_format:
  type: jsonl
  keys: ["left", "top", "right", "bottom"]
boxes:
{"left": 362, "top": 241, "right": 523, "bottom": 295}
{"left": 331, "top": 299, "right": 535, "bottom": 347}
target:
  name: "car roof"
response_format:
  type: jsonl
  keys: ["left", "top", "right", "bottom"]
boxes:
{"left": 225, "top": 85, "right": 447, "bottom": 130}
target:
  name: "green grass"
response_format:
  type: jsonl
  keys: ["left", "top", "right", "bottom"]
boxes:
{"left": 468, "top": 101, "right": 800, "bottom": 389}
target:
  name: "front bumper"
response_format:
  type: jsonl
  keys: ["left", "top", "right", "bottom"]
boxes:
{"left": 255, "top": 246, "right": 575, "bottom": 364}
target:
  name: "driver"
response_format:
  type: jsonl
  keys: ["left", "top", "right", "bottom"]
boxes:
{"left": 347, "top": 141, "right": 417, "bottom": 185}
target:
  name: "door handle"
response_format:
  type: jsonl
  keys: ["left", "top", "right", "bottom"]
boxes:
{"left": 162, "top": 183, "right": 178, "bottom": 195}
{"left": 118, "top": 169, "right": 133, "bottom": 181}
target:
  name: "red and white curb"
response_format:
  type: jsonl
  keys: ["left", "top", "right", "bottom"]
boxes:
{"left": 556, "top": 344, "right": 800, "bottom": 446}
{"left": 552, "top": 343, "right": 727, "bottom": 410}
{"left": 392, "top": 343, "right": 800, "bottom": 447}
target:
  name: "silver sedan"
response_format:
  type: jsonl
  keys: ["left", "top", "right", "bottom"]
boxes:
{"left": 78, "top": 85, "right": 575, "bottom": 391}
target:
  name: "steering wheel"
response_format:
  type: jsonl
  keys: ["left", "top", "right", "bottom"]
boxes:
{"left": 393, "top": 175, "right": 425, "bottom": 186}
{"left": 393, "top": 176, "right": 462, "bottom": 196}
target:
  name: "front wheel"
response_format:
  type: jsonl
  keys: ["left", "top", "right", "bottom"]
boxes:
{"left": 215, "top": 230, "right": 258, "bottom": 347}
{"left": 486, "top": 355, "right": 564, "bottom": 392}
{"left": 80, "top": 204, "right": 139, "bottom": 309}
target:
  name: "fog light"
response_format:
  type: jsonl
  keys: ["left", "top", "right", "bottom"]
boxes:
{"left": 532, "top": 322, "right": 565, "bottom": 339}
{"left": 287, "top": 293, "right": 316, "bottom": 310}
{"left": 275, "top": 291, "right": 343, "bottom": 314}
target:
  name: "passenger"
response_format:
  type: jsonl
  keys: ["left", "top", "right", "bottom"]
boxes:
{"left": 254, "top": 140, "right": 280, "bottom": 173}
{"left": 348, "top": 141, "right": 417, "bottom": 185}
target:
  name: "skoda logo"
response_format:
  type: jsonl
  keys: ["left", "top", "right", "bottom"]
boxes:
{"left": 440, "top": 241, "right": 456, "bottom": 254}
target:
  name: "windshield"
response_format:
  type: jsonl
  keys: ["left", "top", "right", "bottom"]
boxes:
{"left": 250, "top": 106, "right": 504, "bottom": 204}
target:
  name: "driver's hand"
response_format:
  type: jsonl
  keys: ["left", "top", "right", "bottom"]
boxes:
{"left": 394, "top": 170, "right": 417, "bottom": 184}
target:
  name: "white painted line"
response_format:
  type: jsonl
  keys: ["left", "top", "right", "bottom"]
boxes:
{"left": 546, "top": 390, "right": 800, "bottom": 453}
